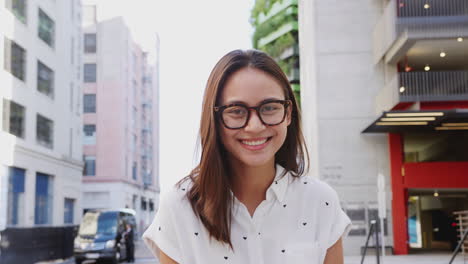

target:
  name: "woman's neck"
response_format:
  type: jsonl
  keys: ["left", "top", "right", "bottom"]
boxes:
{"left": 230, "top": 160, "right": 276, "bottom": 202}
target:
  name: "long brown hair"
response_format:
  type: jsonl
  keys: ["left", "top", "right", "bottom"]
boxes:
{"left": 178, "top": 49, "right": 309, "bottom": 248}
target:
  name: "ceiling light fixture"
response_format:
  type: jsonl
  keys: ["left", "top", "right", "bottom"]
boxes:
{"left": 376, "top": 121, "right": 428, "bottom": 126}
{"left": 442, "top": 123, "right": 468, "bottom": 127}
{"left": 424, "top": 3, "right": 430, "bottom": 9}
{"left": 399, "top": 86, "right": 406, "bottom": 93}
{"left": 381, "top": 117, "right": 436, "bottom": 121}
{"left": 440, "top": 52, "right": 446, "bottom": 58}
{"left": 457, "top": 37, "right": 464, "bottom": 42}
{"left": 434, "top": 190, "right": 439, "bottom": 197}
{"left": 386, "top": 112, "right": 444, "bottom": 117}
{"left": 436, "top": 126, "right": 468, "bottom": 130}
{"left": 424, "top": 65, "right": 431, "bottom": 71}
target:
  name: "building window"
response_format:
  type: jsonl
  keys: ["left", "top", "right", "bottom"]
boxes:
{"left": 35, "top": 172, "right": 53, "bottom": 225}
{"left": 84, "top": 156, "right": 96, "bottom": 176}
{"left": 83, "top": 124, "right": 96, "bottom": 145}
{"left": 64, "top": 198, "right": 74, "bottom": 224}
{"left": 4, "top": 37, "right": 26, "bottom": 81}
{"left": 7, "top": 167, "right": 25, "bottom": 226}
{"left": 37, "top": 60, "right": 54, "bottom": 97}
{"left": 2, "top": 99, "right": 25, "bottom": 138}
{"left": 141, "top": 197, "right": 147, "bottom": 211}
{"left": 38, "top": 8, "right": 55, "bottom": 47}
{"left": 149, "top": 200, "right": 154, "bottom": 211}
{"left": 404, "top": 132, "right": 468, "bottom": 162}
{"left": 83, "top": 63, "right": 96, "bottom": 82}
{"left": 36, "top": 114, "right": 53, "bottom": 148}
{"left": 84, "top": 33, "right": 96, "bottom": 53}
{"left": 83, "top": 94, "right": 96, "bottom": 113}
{"left": 132, "top": 162, "right": 137, "bottom": 180}
{"left": 5, "top": 0, "right": 27, "bottom": 23}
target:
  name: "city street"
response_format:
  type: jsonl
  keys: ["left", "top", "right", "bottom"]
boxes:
{"left": 34, "top": 238, "right": 468, "bottom": 264}
{"left": 37, "top": 240, "right": 158, "bottom": 264}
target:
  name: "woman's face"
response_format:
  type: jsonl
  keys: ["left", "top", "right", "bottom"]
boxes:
{"left": 219, "top": 67, "right": 291, "bottom": 169}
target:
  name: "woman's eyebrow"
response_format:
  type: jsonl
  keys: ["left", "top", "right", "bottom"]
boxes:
{"left": 224, "top": 97, "right": 283, "bottom": 105}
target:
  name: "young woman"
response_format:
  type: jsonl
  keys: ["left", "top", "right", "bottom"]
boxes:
{"left": 143, "top": 49, "right": 351, "bottom": 264}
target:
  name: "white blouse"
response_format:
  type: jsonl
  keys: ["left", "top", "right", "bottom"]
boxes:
{"left": 143, "top": 165, "right": 351, "bottom": 264}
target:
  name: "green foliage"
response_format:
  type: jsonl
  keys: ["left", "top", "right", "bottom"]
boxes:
{"left": 251, "top": 0, "right": 301, "bottom": 108}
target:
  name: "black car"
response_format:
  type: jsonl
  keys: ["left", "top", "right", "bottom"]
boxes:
{"left": 74, "top": 209, "right": 136, "bottom": 264}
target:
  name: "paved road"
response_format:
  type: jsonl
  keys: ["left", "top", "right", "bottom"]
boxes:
{"left": 40, "top": 241, "right": 468, "bottom": 264}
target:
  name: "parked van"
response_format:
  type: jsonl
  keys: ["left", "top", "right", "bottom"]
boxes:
{"left": 73, "top": 208, "right": 136, "bottom": 264}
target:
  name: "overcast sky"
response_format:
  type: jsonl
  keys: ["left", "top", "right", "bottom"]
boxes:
{"left": 94, "top": 0, "right": 255, "bottom": 192}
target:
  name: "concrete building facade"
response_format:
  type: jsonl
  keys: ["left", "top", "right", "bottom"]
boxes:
{"left": 81, "top": 6, "right": 160, "bottom": 236}
{"left": 1, "top": 0, "right": 84, "bottom": 229}
{"left": 299, "top": 0, "right": 468, "bottom": 256}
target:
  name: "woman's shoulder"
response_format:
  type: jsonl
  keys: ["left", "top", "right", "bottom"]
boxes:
{"left": 293, "top": 174, "right": 340, "bottom": 201}
{"left": 158, "top": 178, "right": 193, "bottom": 211}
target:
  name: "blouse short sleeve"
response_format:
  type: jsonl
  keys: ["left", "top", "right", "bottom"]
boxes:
{"left": 142, "top": 190, "right": 182, "bottom": 263}
{"left": 326, "top": 185, "right": 352, "bottom": 249}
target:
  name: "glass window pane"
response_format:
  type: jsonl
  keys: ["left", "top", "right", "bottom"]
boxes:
{"left": 37, "top": 61, "right": 54, "bottom": 97}
{"left": 3, "top": 99, "right": 26, "bottom": 138}
{"left": 7, "top": 167, "right": 26, "bottom": 226}
{"left": 35, "top": 172, "right": 53, "bottom": 225}
{"left": 4, "top": 38, "right": 27, "bottom": 81}
{"left": 404, "top": 132, "right": 468, "bottom": 162}
{"left": 6, "top": 0, "right": 27, "bottom": 23}
{"left": 64, "top": 198, "right": 74, "bottom": 224}
{"left": 84, "top": 156, "right": 96, "bottom": 176}
{"left": 83, "top": 124, "right": 96, "bottom": 145}
{"left": 84, "top": 33, "right": 96, "bottom": 53}
{"left": 84, "top": 63, "right": 96, "bottom": 82}
{"left": 83, "top": 94, "right": 96, "bottom": 113}
{"left": 36, "top": 114, "right": 53, "bottom": 148}
{"left": 38, "top": 9, "right": 55, "bottom": 47}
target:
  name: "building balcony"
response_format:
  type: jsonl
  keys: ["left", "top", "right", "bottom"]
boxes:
{"left": 288, "top": 67, "right": 300, "bottom": 83}
{"left": 373, "top": 0, "right": 468, "bottom": 65}
{"left": 376, "top": 71, "right": 468, "bottom": 113}
{"left": 257, "top": 0, "right": 298, "bottom": 25}
{"left": 258, "top": 21, "right": 298, "bottom": 47}
{"left": 278, "top": 44, "right": 299, "bottom": 60}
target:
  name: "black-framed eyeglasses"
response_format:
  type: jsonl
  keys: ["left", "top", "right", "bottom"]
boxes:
{"left": 214, "top": 99, "right": 291, "bottom": 129}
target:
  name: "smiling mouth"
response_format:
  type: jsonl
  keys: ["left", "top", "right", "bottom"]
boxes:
{"left": 239, "top": 137, "right": 272, "bottom": 146}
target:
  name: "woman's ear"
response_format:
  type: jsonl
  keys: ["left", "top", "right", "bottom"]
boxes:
{"left": 286, "top": 106, "right": 292, "bottom": 126}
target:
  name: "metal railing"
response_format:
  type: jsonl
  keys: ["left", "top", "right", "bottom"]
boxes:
{"left": 449, "top": 228, "right": 468, "bottom": 264}
{"left": 373, "top": 0, "right": 468, "bottom": 63}
{"left": 361, "top": 220, "right": 381, "bottom": 264}
{"left": 399, "top": 71, "right": 468, "bottom": 102}
{"left": 397, "top": 0, "right": 468, "bottom": 17}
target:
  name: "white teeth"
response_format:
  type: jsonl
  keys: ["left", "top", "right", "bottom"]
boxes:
{"left": 241, "top": 138, "right": 268, "bottom": 146}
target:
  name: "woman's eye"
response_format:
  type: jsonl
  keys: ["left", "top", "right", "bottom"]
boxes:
{"left": 261, "top": 105, "right": 280, "bottom": 112}
{"left": 226, "top": 107, "right": 246, "bottom": 115}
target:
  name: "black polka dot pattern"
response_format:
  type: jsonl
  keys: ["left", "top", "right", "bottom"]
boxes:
{"left": 194, "top": 232, "right": 198, "bottom": 236}
{"left": 283, "top": 204, "right": 287, "bottom": 208}
{"left": 326, "top": 202, "right": 329, "bottom": 206}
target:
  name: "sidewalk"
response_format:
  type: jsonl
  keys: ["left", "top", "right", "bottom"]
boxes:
{"left": 38, "top": 244, "right": 467, "bottom": 264}
{"left": 345, "top": 253, "right": 467, "bottom": 264}
{"left": 35, "top": 239, "right": 157, "bottom": 264}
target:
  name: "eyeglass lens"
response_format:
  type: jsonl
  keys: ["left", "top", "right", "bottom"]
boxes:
{"left": 222, "top": 102, "right": 285, "bottom": 128}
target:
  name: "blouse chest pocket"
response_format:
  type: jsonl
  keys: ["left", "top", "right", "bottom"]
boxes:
{"left": 286, "top": 241, "right": 322, "bottom": 264}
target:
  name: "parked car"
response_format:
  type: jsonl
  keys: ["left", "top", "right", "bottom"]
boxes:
{"left": 73, "top": 208, "right": 136, "bottom": 264}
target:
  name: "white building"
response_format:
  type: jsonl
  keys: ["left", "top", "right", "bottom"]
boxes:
{"left": 298, "top": 0, "right": 391, "bottom": 255}
{"left": 1, "top": 0, "right": 83, "bottom": 229}
{"left": 81, "top": 6, "right": 160, "bottom": 236}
